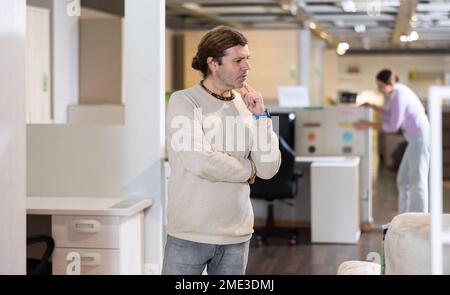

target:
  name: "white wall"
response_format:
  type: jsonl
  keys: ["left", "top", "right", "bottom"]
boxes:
{"left": 338, "top": 54, "right": 450, "bottom": 99}
{"left": 123, "top": 0, "right": 166, "bottom": 270}
{"left": 0, "top": 0, "right": 27, "bottom": 274}
{"left": 27, "top": 125, "right": 126, "bottom": 197}
{"left": 53, "top": 0, "right": 79, "bottom": 123}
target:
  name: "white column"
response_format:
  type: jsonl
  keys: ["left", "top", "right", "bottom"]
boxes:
{"left": 324, "top": 49, "right": 338, "bottom": 103}
{"left": 0, "top": 0, "right": 27, "bottom": 274}
{"left": 124, "top": 0, "right": 166, "bottom": 272}
{"left": 428, "top": 86, "right": 450, "bottom": 275}
{"left": 310, "top": 40, "right": 326, "bottom": 106}
{"left": 52, "top": 0, "right": 79, "bottom": 123}
{"left": 298, "top": 29, "right": 311, "bottom": 101}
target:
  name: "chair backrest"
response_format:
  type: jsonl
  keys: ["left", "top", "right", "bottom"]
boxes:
{"left": 250, "top": 136, "right": 298, "bottom": 200}
{"left": 272, "top": 111, "right": 295, "bottom": 150}
{"left": 273, "top": 136, "right": 296, "bottom": 180}
{"left": 27, "top": 235, "right": 54, "bottom": 275}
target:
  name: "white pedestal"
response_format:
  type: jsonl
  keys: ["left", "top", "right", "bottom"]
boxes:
{"left": 309, "top": 157, "right": 360, "bottom": 244}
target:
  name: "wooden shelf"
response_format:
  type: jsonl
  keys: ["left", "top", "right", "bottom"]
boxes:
{"left": 409, "top": 71, "right": 444, "bottom": 82}
{"left": 338, "top": 74, "right": 361, "bottom": 80}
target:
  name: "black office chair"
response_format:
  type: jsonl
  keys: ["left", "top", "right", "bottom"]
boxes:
{"left": 27, "top": 235, "right": 54, "bottom": 275}
{"left": 250, "top": 136, "right": 302, "bottom": 246}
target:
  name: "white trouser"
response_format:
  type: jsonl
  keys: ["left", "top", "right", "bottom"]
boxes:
{"left": 397, "top": 117, "right": 430, "bottom": 213}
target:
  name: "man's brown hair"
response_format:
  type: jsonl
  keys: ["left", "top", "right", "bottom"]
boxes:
{"left": 192, "top": 26, "right": 248, "bottom": 78}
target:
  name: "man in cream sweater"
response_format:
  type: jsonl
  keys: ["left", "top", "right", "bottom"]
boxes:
{"left": 163, "top": 26, "right": 281, "bottom": 275}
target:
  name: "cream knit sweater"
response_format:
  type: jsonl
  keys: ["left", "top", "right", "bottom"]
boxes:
{"left": 165, "top": 84, "right": 281, "bottom": 245}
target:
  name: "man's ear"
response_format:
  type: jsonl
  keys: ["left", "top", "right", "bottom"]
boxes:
{"left": 207, "top": 57, "right": 217, "bottom": 72}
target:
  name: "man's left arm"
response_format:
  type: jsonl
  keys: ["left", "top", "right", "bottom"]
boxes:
{"left": 240, "top": 83, "right": 281, "bottom": 180}
{"left": 250, "top": 117, "right": 281, "bottom": 180}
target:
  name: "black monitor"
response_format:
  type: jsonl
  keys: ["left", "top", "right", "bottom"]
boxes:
{"left": 339, "top": 91, "right": 358, "bottom": 104}
{"left": 270, "top": 112, "right": 296, "bottom": 150}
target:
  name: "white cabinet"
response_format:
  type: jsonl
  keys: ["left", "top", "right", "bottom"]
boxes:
{"left": 310, "top": 157, "right": 360, "bottom": 244}
{"left": 26, "top": 6, "right": 52, "bottom": 124}
{"left": 27, "top": 197, "right": 152, "bottom": 275}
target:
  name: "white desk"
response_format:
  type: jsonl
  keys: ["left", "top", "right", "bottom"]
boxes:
{"left": 296, "top": 156, "right": 357, "bottom": 164}
{"left": 296, "top": 157, "right": 360, "bottom": 244}
{"left": 27, "top": 197, "right": 152, "bottom": 275}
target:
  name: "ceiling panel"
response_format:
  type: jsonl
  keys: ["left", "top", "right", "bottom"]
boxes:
{"left": 166, "top": 0, "right": 450, "bottom": 51}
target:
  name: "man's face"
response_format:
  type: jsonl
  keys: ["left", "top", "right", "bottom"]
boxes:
{"left": 214, "top": 45, "right": 251, "bottom": 89}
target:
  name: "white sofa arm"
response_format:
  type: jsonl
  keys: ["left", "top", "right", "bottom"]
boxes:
{"left": 384, "top": 212, "right": 450, "bottom": 275}
{"left": 337, "top": 261, "right": 380, "bottom": 275}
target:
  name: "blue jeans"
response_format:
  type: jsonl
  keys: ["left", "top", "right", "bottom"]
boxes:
{"left": 161, "top": 235, "right": 250, "bottom": 275}
{"left": 397, "top": 126, "right": 430, "bottom": 213}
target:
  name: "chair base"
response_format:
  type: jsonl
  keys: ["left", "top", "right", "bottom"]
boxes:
{"left": 253, "top": 227, "right": 297, "bottom": 246}
{"left": 252, "top": 202, "right": 297, "bottom": 246}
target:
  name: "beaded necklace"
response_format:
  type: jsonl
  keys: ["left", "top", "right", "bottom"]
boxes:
{"left": 200, "top": 80, "right": 235, "bottom": 101}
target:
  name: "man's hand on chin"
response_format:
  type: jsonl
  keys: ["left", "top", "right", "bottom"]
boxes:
{"left": 240, "top": 83, "right": 265, "bottom": 115}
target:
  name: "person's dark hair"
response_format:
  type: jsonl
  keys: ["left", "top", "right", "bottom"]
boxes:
{"left": 192, "top": 26, "right": 248, "bottom": 78}
{"left": 376, "top": 69, "right": 399, "bottom": 85}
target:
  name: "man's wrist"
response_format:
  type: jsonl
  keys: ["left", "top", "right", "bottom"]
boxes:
{"left": 252, "top": 109, "right": 271, "bottom": 120}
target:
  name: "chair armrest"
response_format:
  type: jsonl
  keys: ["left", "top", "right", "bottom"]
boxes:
{"left": 294, "top": 168, "right": 303, "bottom": 178}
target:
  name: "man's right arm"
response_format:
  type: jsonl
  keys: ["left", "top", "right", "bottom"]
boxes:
{"left": 167, "top": 93, "right": 253, "bottom": 183}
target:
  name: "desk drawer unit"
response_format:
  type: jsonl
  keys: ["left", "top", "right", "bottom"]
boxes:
{"left": 27, "top": 197, "right": 152, "bottom": 275}
{"left": 52, "top": 248, "right": 119, "bottom": 275}
{"left": 52, "top": 216, "right": 120, "bottom": 249}
{"left": 51, "top": 212, "right": 144, "bottom": 275}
